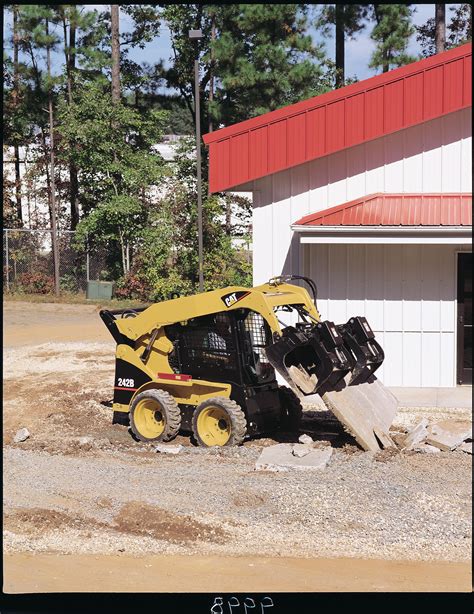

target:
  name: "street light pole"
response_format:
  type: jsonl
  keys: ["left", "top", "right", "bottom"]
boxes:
{"left": 189, "top": 29, "right": 204, "bottom": 292}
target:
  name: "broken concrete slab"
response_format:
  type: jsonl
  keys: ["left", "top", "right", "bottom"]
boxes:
{"left": 402, "top": 418, "right": 429, "bottom": 450}
{"left": 426, "top": 420, "right": 472, "bottom": 451}
{"left": 322, "top": 375, "right": 398, "bottom": 452}
{"left": 458, "top": 441, "right": 472, "bottom": 455}
{"left": 155, "top": 443, "right": 183, "bottom": 454}
{"left": 13, "top": 428, "right": 30, "bottom": 443}
{"left": 255, "top": 443, "right": 333, "bottom": 472}
{"left": 412, "top": 443, "right": 441, "bottom": 454}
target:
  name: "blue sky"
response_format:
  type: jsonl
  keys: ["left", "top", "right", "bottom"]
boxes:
{"left": 3, "top": 4, "right": 464, "bottom": 93}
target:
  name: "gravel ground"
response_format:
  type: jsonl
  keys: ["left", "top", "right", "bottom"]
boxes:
{"left": 3, "top": 304, "right": 472, "bottom": 564}
{"left": 4, "top": 436, "right": 471, "bottom": 561}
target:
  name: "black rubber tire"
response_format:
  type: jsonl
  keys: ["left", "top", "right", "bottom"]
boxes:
{"left": 278, "top": 385, "right": 303, "bottom": 432}
{"left": 192, "top": 397, "right": 247, "bottom": 447}
{"left": 129, "top": 389, "right": 181, "bottom": 443}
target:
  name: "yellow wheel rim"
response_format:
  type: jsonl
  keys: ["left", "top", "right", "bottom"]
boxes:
{"left": 133, "top": 399, "right": 165, "bottom": 439}
{"left": 196, "top": 406, "right": 231, "bottom": 446}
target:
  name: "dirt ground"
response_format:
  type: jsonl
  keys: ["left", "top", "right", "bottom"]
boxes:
{"left": 3, "top": 300, "right": 472, "bottom": 593}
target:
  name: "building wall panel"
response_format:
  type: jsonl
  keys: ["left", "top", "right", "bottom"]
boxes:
{"left": 296, "top": 243, "right": 466, "bottom": 387}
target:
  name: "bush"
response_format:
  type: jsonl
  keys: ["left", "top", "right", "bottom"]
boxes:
{"left": 59, "top": 273, "right": 79, "bottom": 293}
{"left": 114, "top": 273, "right": 151, "bottom": 301}
{"left": 16, "top": 272, "right": 55, "bottom": 294}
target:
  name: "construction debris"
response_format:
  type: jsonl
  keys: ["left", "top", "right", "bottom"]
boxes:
{"left": 291, "top": 444, "right": 311, "bottom": 458}
{"left": 298, "top": 434, "right": 314, "bottom": 446}
{"left": 155, "top": 444, "right": 183, "bottom": 455}
{"left": 403, "top": 419, "right": 430, "bottom": 450}
{"left": 322, "top": 375, "right": 398, "bottom": 452}
{"left": 255, "top": 443, "right": 333, "bottom": 472}
{"left": 13, "top": 428, "right": 30, "bottom": 443}
{"left": 425, "top": 421, "right": 471, "bottom": 452}
{"left": 412, "top": 443, "right": 441, "bottom": 454}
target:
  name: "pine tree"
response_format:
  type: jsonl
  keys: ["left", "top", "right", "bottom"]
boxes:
{"left": 316, "top": 4, "right": 368, "bottom": 87}
{"left": 162, "top": 4, "right": 329, "bottom": 130}
{"left": 435, "top": 4, "right": 446, "bottom": 53}
{"left": 416, "top": 4, "right": 471, "bottom": 58}
{"left": 369, "top": 4, "right": 415, "bottom": 72}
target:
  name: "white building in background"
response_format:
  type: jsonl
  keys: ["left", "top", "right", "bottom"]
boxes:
{"left": 204, "top": 44, "right": 472, "bottom": 388}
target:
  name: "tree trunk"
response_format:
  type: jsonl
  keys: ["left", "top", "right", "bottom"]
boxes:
{"left": 111, "top": 5, "right": 121, "bottom": 104}
{"left": 335, "top": 4, "right": 345, "bottom": 87}
{"left": 63, "top": 10, "right": 80, "bottom": 230}
{"left": 13, "top": 5, "right": 22, "bottom": 223}
{"left": 208, "top": 12, "right": 216, "bottom": 133}
{"left": 435, "top": 4, "right": 446, "bottom": 54}
{"left": 46, "top": 18, "right": 60, "bottom": 296}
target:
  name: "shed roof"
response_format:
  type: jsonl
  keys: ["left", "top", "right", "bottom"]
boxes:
{"left": 203, "top": 43, "right": 472, "bottom": 193}
{"left": 292, "top": 193, "right": 473, "bottom": 228}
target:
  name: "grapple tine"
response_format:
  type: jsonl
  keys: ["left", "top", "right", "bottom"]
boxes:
{"left": 337, "top": 317, "right": 384, "bottom": 386}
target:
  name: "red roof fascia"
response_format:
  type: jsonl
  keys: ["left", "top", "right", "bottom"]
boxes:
{"left": 204, "top": 43, "right": 472, "bottom": 193}
{"left": 293, "top": 193, "right": 473, "bottom": 227}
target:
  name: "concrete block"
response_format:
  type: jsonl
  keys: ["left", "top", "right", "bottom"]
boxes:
{"left": 322, "top": 375, "right": 397, "bottom": 452}
{"left": 426, "top": 420, "right": 471, "bottom": 451}
{"left": 155, "top": 444, "right": 183, "bottom": 454}
{"left": 402, "top": 419, "right": 429, "bottom": 450}
{"left": 255, "top": 444, "right": 333, "bottom": 472}
{"left": 298, "top": 434, "right": 314, "bottom": 445}
{"left": 13, "top": 428, "right": 30, "bottom": 443}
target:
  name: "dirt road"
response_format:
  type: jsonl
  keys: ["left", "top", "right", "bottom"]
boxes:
{"left": 4, "top": 553, "right": 470, "bottom": 593}
{"left": 3, "top": 300, "right": 472, "bottom": 593}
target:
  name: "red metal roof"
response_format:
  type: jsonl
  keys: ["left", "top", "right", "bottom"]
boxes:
{"left": 203, "top": 43, "right": 472, "bottom": 193}
{"left": 293, "top": 193, "right": 473, "bottom": 227}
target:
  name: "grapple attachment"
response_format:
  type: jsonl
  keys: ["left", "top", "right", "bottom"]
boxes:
{"left": 265, "top": 316, "right": 384, "bottom": 397}
{"left": 336, "top": 316, "right": 384, "bottom": 386}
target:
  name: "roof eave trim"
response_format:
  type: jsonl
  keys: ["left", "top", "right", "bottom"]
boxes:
{"left": 291, "top": 225, "right": 472, "bottom": 233}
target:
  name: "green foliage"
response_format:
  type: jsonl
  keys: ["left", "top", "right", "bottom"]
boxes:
{"left": 162, "top": 4, "right": 330, "bottom": 128}
{"left": 369, "top": 4, "right": 415, "bottom": 72}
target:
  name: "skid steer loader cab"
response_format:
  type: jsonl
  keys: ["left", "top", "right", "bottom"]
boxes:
{"left": 100, "top": 275, "right": 388, "bottom": 448}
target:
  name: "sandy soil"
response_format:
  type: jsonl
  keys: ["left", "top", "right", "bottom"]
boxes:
{"left": 3, "top": 300, "right": 472, "bottom": 594}
{"left": 4, "top": 553, "right": 470, "bottom": 593}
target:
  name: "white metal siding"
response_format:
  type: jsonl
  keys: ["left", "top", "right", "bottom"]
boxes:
{"left": 302, "top": 244, "right": 469, "bottom": 387}
{"left": 250, "top": 108, "right": 472, "bottom": 388}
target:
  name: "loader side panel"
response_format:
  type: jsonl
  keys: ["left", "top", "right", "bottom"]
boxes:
{"left": 113, "top": 357, "right": 152, "bottom": 406}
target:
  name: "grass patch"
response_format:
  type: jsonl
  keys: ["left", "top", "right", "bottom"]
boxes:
{"left": 3, "top": 291, "right": 150, "bottom": 310}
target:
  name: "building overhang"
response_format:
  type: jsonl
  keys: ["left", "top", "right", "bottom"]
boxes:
{"left": 292, "top": 193, "right": 472, "bottom": 244}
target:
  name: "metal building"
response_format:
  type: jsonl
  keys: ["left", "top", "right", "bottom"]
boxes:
{"left": 203, "top": 44, "right": 472, "bottom": 388}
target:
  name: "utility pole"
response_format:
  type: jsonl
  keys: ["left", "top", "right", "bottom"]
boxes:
{"left": 46, "top": 17, "right": 60, "bottom": 296}
{"left": 189, "top": 29, "right": 204, "bottom": 292}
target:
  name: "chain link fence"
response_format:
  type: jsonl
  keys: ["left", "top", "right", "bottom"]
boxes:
{"left": 3, "top": 228, "right": 109, "bottom": 295}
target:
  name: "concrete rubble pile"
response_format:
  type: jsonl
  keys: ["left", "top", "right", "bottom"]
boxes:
{"left": 401, "top": 419, "right": 472, "bottom": 454}
{"left": 254, "top": 419, "right": 471, "bottom": 471}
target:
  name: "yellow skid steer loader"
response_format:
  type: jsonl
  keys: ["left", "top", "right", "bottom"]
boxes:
{"left": 100, "top": 276, "right": 398, "bottom": 451}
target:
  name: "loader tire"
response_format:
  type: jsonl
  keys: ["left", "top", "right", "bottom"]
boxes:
{"left": 129, "top": 389, "right": 181, "bottom": 443}
{"left": 192, "top": 397, "right": 247, "bottom": 447}
{"left": 278, "top": 386, "right": 303, "bottom": 432}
